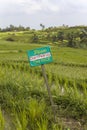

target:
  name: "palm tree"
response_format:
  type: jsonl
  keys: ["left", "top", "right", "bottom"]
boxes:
{"left": 40, "top": 24, "right": 45, "bottom": 30}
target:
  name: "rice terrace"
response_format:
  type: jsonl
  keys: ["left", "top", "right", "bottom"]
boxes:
{"left": 0, "top": 25, "right": 87, "bottom": 130}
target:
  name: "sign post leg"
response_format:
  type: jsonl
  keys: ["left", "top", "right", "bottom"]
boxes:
{"left": 41, "top": 64, "right": 56, "bottom": 121}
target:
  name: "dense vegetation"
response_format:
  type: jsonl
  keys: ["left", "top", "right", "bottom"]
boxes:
{"left": 0, "top": 25, "right": 87, "bottom": 48}
{"left": 0, "top": 26, "right": 87, "bottom": 130}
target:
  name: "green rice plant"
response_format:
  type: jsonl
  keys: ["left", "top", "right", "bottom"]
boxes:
{"left": 52, "top": 123, "right": 63, "bottom": 130}
{"left": 0, "top": 108, "right": 5, "bottom": 130}
{"left": 26, "top": 98, "right": 47, "bottom": 130}
{"left": 52, "top": 75, "right": 60, "bottom": 95}
{"left": 15, "top": 118, "right": 22, "bottom": 130}
{"left": 28, "top": 98, "right": 46, "bottom": 122}
{"left": 82, "top": 82, "right": 87, "bottom": 98}
{"left": 37, "top": 118, "right": 48, "bottom": 130}
{"left": 14, "top": 109, "right": 28, "bottom": 130}
{"left": 48, "top": 70, "right": 53, "bottom": 85}
{"left": 72, "top": 81, "right": 83, "bottom": 101}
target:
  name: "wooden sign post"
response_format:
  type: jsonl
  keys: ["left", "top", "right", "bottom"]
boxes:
{"left": 27, "top": 46, "right": 56, "bottom": 121}
{"left": 41, "top": 64, "right": 56, "bottom": 121}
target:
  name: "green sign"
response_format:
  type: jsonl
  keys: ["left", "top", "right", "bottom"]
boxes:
{"left": 27, "top": 46, "right": 53, "bottom": 67}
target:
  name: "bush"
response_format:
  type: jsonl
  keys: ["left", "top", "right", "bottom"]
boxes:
{"left": 6, "top": 37, "right": 14, "bottom": 41}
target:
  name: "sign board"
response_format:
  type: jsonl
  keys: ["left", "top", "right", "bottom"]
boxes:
{"left": 27, "top": 46, "right": 53, "bottom": 66}
{"left": 27, "top": 46, "right": 55, "bottom": 120}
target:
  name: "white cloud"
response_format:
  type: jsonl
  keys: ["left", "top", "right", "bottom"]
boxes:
{"left": 65, "top": 0, "right": 87, "bottom": 11}
{"left": 1, "top": 0, "right": 87, "bottom": 15}
{"left": 15, "top": 0, "right": 60, "bottom": 14}
{"left": 1, "top": 0, "right": 87, "bottom": 28}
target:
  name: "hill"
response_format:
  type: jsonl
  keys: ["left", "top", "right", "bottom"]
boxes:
{"left": 0, "top": 25, "right": 87, "bottom": 48}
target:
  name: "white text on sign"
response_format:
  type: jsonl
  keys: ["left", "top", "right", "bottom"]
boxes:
{"left": 30, "top": 52, "right": 51, "bottom": 61}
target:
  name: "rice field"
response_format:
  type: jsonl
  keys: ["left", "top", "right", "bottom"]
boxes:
{"left": 0, "top": 37, "right": 87, "bottom": 130}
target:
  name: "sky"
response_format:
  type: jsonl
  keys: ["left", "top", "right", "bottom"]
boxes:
{"left": 0, "top": 0, "right": 87, "bottom": 29}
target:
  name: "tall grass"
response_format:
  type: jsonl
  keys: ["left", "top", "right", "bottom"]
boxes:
{"left": 0, "top": 108, "right": 5, "bottom": 130}
{"left": 14, "top": 98, "right": 51, "bottom": 130}
{"left": 15, "top": 109, "right": 28, "bottom": 130}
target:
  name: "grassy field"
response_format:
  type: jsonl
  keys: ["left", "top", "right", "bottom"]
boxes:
{"left": 0, "top": 32, "right": 87, "bottom": 130}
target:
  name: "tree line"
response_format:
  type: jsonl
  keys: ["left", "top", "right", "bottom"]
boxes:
{"left": 33, "top": 25, "right": 87, "bottom": 48}
{"left": 1, "top": 24, "right": 87, "bottom": 48}
{"left": 0, "top": 25, "right": 30, "bottom": 32}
